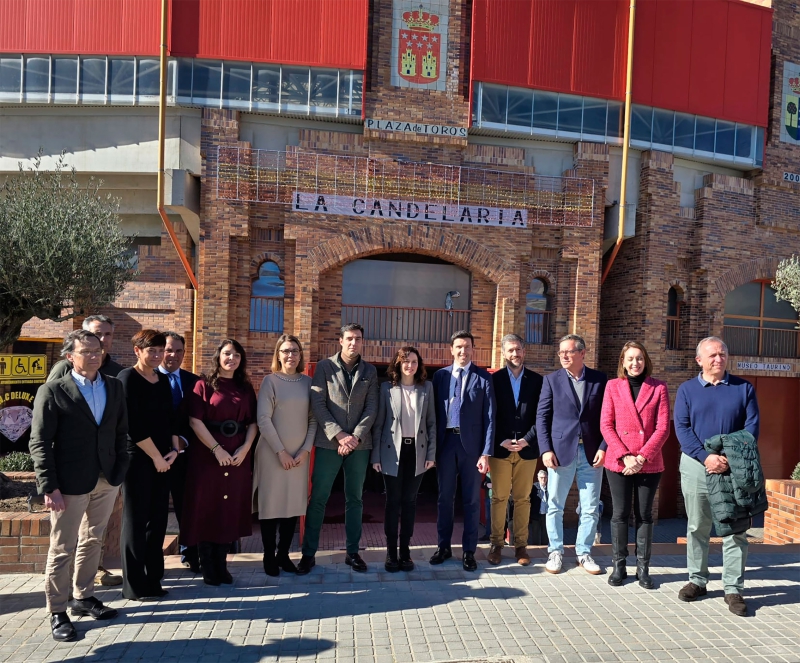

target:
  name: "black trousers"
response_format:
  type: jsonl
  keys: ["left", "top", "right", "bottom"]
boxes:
{"left": 260, "top": 516, "right": 298, "bottom": 557}
{"left": 383, "top": 440, "right": 425, "bottom": 556}
{"left": 529, "top": 512, "right": 549, "bottom": 545}
{"left": 606, "top": 469, "right": 662, "bottom": 526}
{"left": 168, "top": 451, "right": 197, "bottom": 563}
{"left": 121, "top": 454, "right": 171, "bottom": 599}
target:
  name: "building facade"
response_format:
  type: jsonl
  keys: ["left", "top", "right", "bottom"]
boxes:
{"left": 2, "top": 0, "right": 798, "bottom": 514}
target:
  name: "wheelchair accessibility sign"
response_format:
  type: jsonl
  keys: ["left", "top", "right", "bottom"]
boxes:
{"left": 0, "top": 355, "right": 48, "bottom": 384}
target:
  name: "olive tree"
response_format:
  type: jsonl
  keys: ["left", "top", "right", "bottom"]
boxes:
{"left": 773, "top": 254, "right": 800, "bottom": 319}
{"left": 0, "top": 156, "right": 134, "bottom": 349}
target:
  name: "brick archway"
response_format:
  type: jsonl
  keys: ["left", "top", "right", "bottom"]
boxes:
{"left": 714, "top": 256, "right": 781, "bottom": 299}
{"left": 250, "top": 252, "right": 285, "bottom": 280}
{"left": 305, "top": 225, "right": 515, "bottom": 286}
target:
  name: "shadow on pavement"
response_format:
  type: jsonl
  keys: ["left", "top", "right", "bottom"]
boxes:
{"left": 57, "top": 637, "right": 336, "bottom": 660}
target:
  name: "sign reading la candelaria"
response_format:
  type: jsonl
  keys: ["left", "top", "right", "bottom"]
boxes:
{"left": 292, "top": 193, "right": 527, "bottom": 228}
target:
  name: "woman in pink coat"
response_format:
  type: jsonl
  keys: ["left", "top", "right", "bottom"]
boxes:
{"left": 600, "top": 341, "right": 670, "bottom": 589}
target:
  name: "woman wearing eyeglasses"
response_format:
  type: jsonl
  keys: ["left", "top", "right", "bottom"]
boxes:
{"left": 118, "top": 330, "right": 180, "bottom": 601}
{"left": 183, "top": 339, "right": 258, "bottom": 586}
{"left": 371, "top": 346, "right": 436, "bottom": 572}
{"left": 253, "top": 335, "right": 317, "bottom": 577}
{"left": 600, "top": 341, "right": 669, "bottom": 590}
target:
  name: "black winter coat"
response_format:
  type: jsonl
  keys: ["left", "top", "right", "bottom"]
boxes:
{"left": 703, "top": 430, "right": 768, "bottom": 536}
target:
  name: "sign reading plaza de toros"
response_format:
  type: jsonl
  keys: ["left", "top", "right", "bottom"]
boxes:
{"left": 292, "top": 192, "right": 528, "bottom": 228}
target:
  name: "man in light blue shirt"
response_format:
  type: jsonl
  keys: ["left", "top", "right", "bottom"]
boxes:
{"left": 71, "top": 370, "right": 106, "bottom": 424}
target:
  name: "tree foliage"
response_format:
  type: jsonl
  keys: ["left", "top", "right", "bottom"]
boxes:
{"left": 0, "top": 156, "right": 134, "bottom": 348}
{"left": 773, "top": 254, "right": 800, "bottom": 319}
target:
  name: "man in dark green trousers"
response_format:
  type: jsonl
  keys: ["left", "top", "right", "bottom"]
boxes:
{"left": 298, "top": 323, "right": 379, "bottom": 574}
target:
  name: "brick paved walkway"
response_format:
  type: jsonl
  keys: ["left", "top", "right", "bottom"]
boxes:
{"left": 1, "top": 547, "right": 798, "bottom": 663}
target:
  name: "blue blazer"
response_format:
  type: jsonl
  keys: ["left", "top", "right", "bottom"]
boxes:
{"left": 535, "top": 366, "right": 608, "bottom": 465}
{"left": 433, "top": 364, "right": 495, "bottom": 458}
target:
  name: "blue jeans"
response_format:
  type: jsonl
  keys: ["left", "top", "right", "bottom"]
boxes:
{"left": 546, "top": 447, "right": 603, "bottom": 556}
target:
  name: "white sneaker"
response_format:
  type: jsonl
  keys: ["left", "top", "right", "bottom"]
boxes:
{"left": 577, "top": 554, "right": 602, "bottom": 575}
{"left": 545, "top": 551, "right": 563, "bottom": 574}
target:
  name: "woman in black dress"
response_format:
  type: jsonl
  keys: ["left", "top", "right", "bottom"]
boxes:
{"left": 118, "top": 330, "right": 180, "bottom": 601}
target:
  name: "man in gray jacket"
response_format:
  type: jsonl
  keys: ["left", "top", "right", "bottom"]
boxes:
{"left": 298, "top": 323, "right": 378, "bottom": 574}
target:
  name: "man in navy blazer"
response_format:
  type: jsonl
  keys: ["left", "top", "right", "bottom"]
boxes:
{"left": 430, "top": 330, "right": 495, "bottom": 571}
{"left": 536, "top": 334, "right": 607, "bottom": 575}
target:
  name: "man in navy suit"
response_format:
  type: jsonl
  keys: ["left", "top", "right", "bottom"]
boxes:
{"left": 536, "top": 334, "right": 607, "bottom": 575}
{"left": 158, "top": 332, "right": 201, "bottom": 573}
{"left": 430, "top": 330, "right": 495, "bottom": 571}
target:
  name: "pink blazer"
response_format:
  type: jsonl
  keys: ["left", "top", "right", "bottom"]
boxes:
{"left": 600, "top": 376, "right": 670, "bottom": 474}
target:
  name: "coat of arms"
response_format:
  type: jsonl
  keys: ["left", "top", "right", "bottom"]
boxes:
{"left": 397, "top": 7, "right": 442, "bottom": 85}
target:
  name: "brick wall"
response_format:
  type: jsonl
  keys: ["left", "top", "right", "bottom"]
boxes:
{"left": 763, "top": 479, "right": 800, "bottom": 544}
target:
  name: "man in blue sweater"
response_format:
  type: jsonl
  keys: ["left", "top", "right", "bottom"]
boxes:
{"left": 674, "top": 336, "right": 759, "bottom": 617}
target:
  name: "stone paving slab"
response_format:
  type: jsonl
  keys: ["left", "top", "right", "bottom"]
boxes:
{"left": 0, "top": 553, "right": 798, "bottom": 663}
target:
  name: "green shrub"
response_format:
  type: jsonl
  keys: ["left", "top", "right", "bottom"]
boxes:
{"left": 0, "top": 451, "right": 35, "bottom": 472}
{"left": 792, "top": 462, "right": 800, "bottom": 481}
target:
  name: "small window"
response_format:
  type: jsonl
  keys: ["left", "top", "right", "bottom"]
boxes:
{"left": 176, "top": 59, "right": 193, "bottom": 99}
{"left": 0, "top": 57, "right": 22, "bottom": 95}
{"left": 557, "top": 95, "right": 582, "bottom": 134}
{"left": 281, "top": 66, "right": 310, "bottom": 107}
{"left": 652, "top": 109, "right": 674, "bottom": 147}
{"left": 695, "top": 117, "right": 715, "bottom": 153}
{"left": 525, "top": 278, "right": 551, "bottom": 345}
{"left": 532, "top": 90, "right": 558, "bottom": 131}
{"left": 480, "top": 84, "right": 507, "bottom": 124}
{"left": 666, "top": 287, "right": 681, "bottom": 350}
{"left": 351, "top": 72, "right": 363, "bottom": 110}
{"left": 192, "top": 60, "right": 222, "bottom": 104}
{"left": 310, "top": 69, "right": 338, "bottom": 109}
{"left": 338, "top": 70, "right": 354, "bottom": 114}
{"left": 80, "top": 57, "right": 106, "bottom": 98}
{"left": 24, "top": 56, "right": 50, "bottom": 96}
{"left": 630, "top": 105, "right": 652, "bottom": 142}
{"left": 222, "top": 62, "right": 251, "bottom": 105}
{"left": 253, "top": 65, "right": 279, "bottom": 105}
{"left": 109, "top": 58, "right": 135, "bottom": 99}
{"left": 724, "top": 281, "right": 800, "bottom": 358}
{"left": 582, "top": 98, "right": 607, "bottom": 137}
{"left": 715, "top": 120, "right": 735, "bottom": 156}
{"left": 250, "top": 262, "right": 285, "bottom": 333}
{"left": 674, "top": 113, "right": 695, "bottom": 150}
{"left": 52, "top": 57, "right": 78, "bottom": 97}
{"left": 606, "top": 101, "right": 623, "bottom": 138}
{"left": 506, "top": 87, "right": 532, "bottom": 128}
{"left": 136, "top": 58, "right": 160, "bottom": 96}
{"left": 735, "top": 124, "right": 753, "bottom": 159}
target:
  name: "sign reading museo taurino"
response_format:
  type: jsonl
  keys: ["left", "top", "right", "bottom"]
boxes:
{"left": 292, "top": 193, "right": 528, "bottom": 228}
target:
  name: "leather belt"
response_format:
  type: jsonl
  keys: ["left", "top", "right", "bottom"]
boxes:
{"left": 446, "top": 427, "right": 461, "bottom": 435}
{"left": 402, "top": 437, "right": 414, "bottom": 445}
{"left": 206, "top": 420, "right": 246, "bottom": 437}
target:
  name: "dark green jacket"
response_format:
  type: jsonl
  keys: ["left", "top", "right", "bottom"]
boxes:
{"left": 703, "top": 430, "right": 768, "bottom": 536}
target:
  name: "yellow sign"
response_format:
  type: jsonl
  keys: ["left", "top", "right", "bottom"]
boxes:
{"left": 0, "top": 354, "right": 48, "bottom": 384}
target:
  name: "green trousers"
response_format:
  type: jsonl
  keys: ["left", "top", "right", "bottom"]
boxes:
{"left": 302, "top": 447, "right": 370, "bottom": 557}
{"left": 680, "top": 453, "right": 748, "bottom": 593}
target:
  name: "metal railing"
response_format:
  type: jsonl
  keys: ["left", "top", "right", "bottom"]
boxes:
{"left": 525, "top": 311, "right": 551, "bottom": 345}
{"left": 250, "top": 297, "right": 284, "bottom": 333}
{"left": 216, "top": 147, "right": 595, "bottom": 227}
{"left": 342, "top": 305, "right": 471, "bottom": 343}
{"left": 666, "top": 316, "right": 681, "bottom": 350}
{"left": 723, "top": 325, "right": 800, "bottom": 359}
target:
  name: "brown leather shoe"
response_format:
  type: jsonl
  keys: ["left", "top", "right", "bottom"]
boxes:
{"left": 515, "top": 546, "right": 530, "bottom": 566}
{"left": 678, "top": 582, "right": 707, "bottom": 602}
{"left": 724, "top": 593, "right": 747, "bottom": 616}
{"left": 487, "top": 545, "right": 503, "bottom": 565}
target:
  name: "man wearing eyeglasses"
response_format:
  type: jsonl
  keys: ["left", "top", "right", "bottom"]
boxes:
{"left": 536, "top": 334, "right": 607, "bottom": 575}
{"left": 47, "top": 314, "right": 125, "bottom": 587}
{"left": 30, "top": 330, "right": 130, "bottom": 642}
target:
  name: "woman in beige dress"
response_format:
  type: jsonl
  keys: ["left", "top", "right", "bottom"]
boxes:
{"left": 254, "top": 334, "right": 317, "bottom": 577}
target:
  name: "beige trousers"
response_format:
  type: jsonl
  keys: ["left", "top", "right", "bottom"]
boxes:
{"left": 488, "top": 453, "right": 536, "bottom": 548}
{"left": 45, "top": 476, "right": 119, "bottom": 613}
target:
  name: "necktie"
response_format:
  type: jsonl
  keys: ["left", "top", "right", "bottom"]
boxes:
{"left": 168, "top": 372, "right": 182, "bottom": 410}
{"left": 450, "top": 368, "right": 463, "bottom": 428}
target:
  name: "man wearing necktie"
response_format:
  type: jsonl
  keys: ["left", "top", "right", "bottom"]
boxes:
{"left": 431, "top": 331, "right": 495, "bottom": 571}
{"left": 158, "top": 332, "right": 200, "bottom": 573}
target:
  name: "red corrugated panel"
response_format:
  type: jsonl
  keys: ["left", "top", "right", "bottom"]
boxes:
{"left": 269, "top": 0, "right": 322, "bottom": 66}
{"left": 218, "top": 0, "right": 271, "bottom": 62}
{"left": 723, "top": 2, "right": 765, "bottom": 124}
{"left": 756, "top": 10, "right": 771, "bottom": 126}
{"left": 471, "top": 0, "right": 531, "bottom": 86}
{"left": 74, "top": 0, "right": 123, "bottom": 55}
{"left": 631, "top": 0, "right": 657, "bottom": 107}
{"left": 528, "top": 0, "right": 575, "bottom": 93}
{"left": 0, "top": 0, "right": 29, "bottom": 52}
{"left": 122, "top": 0, "right": 160, "bottom": 54}
{"left": 26, "top": 0, "right": 75, "bottom": 53}
{"left": 687, "top": 0, "right": 728, "bottom": 119}
{"left": 571, "top": 0, "right": 628, "bottom": 99}
{"left": 649, "top": 0, "right": 693, "bottom": 112}
{"left": 320, "top": 0, "right": 368, "bottom": 70}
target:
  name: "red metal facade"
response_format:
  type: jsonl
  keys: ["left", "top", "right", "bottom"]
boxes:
{"left": 472, "top": 0, "right": 772, "bottom": 127}
{"left": 0, "top": 0, "right": 369, "bottom": 69}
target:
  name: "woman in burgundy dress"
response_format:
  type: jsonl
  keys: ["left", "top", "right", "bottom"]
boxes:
{"left": 182, "top": 339, "right": 258, "bottom": 586}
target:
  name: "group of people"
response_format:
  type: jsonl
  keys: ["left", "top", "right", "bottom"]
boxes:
{"left": 28, "top": 315, "right": 764, "bottom": 643}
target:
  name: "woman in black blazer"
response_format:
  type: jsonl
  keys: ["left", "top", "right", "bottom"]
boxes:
{"left": 371, "top": 347, "right": 436, "bottom": 572}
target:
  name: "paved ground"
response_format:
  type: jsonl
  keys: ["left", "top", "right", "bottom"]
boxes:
{"left": 1, "top": 546, "right": 798, "bottom": 663}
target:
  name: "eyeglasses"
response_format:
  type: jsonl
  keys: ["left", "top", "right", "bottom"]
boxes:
{"left": 557, "top": 349, "right": 581, "bottom": 357}
{"left": 74, "top": 350, "right": 104, "bottom": 357}
{"left": 280, "top": 349, "right": 300, "bottom": 356}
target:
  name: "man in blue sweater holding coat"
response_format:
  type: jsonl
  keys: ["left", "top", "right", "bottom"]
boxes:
{"left": 674, "top": 336, "right": 759, "bottom": 617}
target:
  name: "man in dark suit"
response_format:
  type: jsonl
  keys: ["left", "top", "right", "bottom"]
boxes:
{"left": 30, "top": 330, "right": 130, "bottom": 642}
{"left": 536, "top": 333, "right": 607, "bottom": 575}
{"left": 430, "top": 330, "right": 495, "bottom": 571}
{"left": 487, "top": 333, "right": 542, "bottom": 567}
{"left": 157, "top": 331, "right": 201, "bottom": 573}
